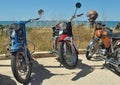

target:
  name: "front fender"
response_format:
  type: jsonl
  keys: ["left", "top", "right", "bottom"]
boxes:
{"left": 58, "top": 34, "right": 69, "bottom": 42}
{"left": 64, "top": 36, "right": 71, "bottom": 41}
{"left": 87, "top": 37, "right": 100, "bottom": 49}
{"left": 10, "top": 43, "right": 24, "bottom": 52}
{"left": 61, "top": 36, "right": 79, "bottom": 54}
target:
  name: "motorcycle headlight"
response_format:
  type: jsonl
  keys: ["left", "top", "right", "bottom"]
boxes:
{"left": 11, "top": 31, "right": 15, "bottom": 38}
{"left": 59, "top": 30, "right": 63, "bottom": 35}
{"left": 58, "top": 22, "right": 67, "bottom": 30}
{"left": 10, "top": 23, "right": 20, "bottom": 31}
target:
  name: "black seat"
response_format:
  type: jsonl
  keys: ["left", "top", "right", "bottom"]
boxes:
{"left": 107, "top": 32, "right": 120, "bottom": 39}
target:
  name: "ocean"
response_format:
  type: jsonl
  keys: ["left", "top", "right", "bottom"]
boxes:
{"left": 0, "top": 21, "right": 119, "bottom": 28}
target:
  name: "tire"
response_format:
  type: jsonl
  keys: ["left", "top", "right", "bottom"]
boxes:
{"left": 59, "top": 41, "right": 78, "bottom": 69}
{"left": 86, "top": 41, "right": 99, "bottom": 60}
{"left": 11, "top": 51, "right": 32, "bottom": 84}
{"left": 113, "top": 48, "right": 120, "bottom": 75}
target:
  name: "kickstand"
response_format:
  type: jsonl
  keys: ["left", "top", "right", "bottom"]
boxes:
{"left": 101, "top": 61, "right": 106, "bottom": 69}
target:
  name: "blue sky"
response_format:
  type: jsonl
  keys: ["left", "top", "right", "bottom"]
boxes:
{"left": 0, "top": 0, "right": 120, "bottom": 21}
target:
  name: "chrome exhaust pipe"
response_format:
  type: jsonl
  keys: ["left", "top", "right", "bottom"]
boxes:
{"left": 106, "top": 58, "right": 120, "bottom": 68}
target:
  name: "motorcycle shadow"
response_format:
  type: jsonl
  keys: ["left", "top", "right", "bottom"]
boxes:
{"left": 29, "top": 60, "right": 55, "bottom": 85}
{"left": 87, "top": 56, "right": 120, "bottom": 77}
{"left": 90, "top": 55, "right": 104, "bottom": 62}
{"left": 72, "top": 59, "right": 94, "bottom": 81}
{"left": 29, "top": 60, "right": 70, "bottom": 85}
{"left": 0, "top": 74, "right": 17, "bottom": 85}
{"left": 102, "top": 63, "right": 120, "bottom": 77}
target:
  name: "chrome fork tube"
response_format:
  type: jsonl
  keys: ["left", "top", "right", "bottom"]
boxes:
{"left": 110, "top": 39, "right": 114, "bottom": 54}
{"left": 24, "top": 44, "right": 29, "bottom": 63}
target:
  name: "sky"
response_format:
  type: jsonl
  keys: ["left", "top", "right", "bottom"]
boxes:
{"left": 0, "top": 0, "right": 120, "bottom": 21}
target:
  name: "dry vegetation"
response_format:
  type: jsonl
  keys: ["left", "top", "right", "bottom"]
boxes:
{"left": 0, "top": 26, "right": 94, "bottom": 54}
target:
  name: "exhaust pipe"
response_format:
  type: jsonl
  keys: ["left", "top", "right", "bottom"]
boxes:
{"left": 106, "top": 58, "right": 120, "bottom": 68}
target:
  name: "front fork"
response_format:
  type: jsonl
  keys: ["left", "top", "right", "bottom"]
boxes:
{"left": 61, "top": 37, "right": 78, "bottom": 54}
{"left": 24, "top": 44, "right": 29, "bottom": 64}
{"left": 70, "top": 37, "right": 79, "bottom": 54}
{"left": 87, "top": 37, "right": 100, "bottom": 50}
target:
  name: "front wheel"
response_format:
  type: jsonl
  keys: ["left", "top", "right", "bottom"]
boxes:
{"left": 11, "top": 51, "right": 32, "bottom": 84}
{"left": 86, "top": 40, "right": 99, "bottom": 60}
{"left": 59, "top": 41, "right": 78, "bottom": 69}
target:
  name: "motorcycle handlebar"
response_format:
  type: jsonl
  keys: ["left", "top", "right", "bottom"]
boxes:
{"left": 25, "top": 18, "right": 40, "bottom": 24}
{"left": 76, "top": 13, "right": 84, "bottom": 17}
{"left": 29, "top": 18, "right": 40, "bottom": 21}
{"left": 70, "top": 13, "right": 83, "bottom": 21}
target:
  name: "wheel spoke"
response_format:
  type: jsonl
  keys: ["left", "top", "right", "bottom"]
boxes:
{"left": 16, "top": 53, "right": 29, "bottom": 79}
{"left": 63, "top": 42, "right": 77, "bottom": 66}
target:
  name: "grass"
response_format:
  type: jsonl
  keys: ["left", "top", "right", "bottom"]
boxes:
{"left": 0, "top": 26, "right": 94, "bottom": 54}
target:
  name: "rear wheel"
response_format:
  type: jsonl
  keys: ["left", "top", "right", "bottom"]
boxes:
{"left": 11, "top": 51, "right": 32, "bottom": 84}
{"left": 59, "top": 41, "right": 78, "bottom": 69}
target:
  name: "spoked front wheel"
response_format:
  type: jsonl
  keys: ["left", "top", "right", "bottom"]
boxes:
{"left": 59, "top": 41, "right": 78, "bottom": 69}
{"left": 11, "top": 52, "right": 32, "bottom": 84}
{"left": 86, "top": 41, "right": 99, "bottom": 60}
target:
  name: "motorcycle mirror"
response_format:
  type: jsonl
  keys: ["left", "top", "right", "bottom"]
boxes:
{"left": 38, "top": 9, "right": 44, "bottom": 16}
{"left": 75, "top": 2, "right": 81, "bottom": 8}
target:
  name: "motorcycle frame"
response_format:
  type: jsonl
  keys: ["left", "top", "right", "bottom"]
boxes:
{"left": 109, "top": 38, "right": 120, "bottom": 54}
{"left": 9, "top": 22, "right": 29, "bottom": 63}
{"left": 88, "top": 35, "right": 120, "bottom": 56}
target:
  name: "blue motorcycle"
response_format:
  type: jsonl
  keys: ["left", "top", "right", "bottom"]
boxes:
{"left": 8, "top": 9, "right": 44, "bottom": 84}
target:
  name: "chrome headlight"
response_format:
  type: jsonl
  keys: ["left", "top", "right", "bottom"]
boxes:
{"left": 11, "top": 31, "right": 15, "bottom": 38}
{"left": 59, "top": 30, "right": 63, "bottom": 35}
{"left": 10, "top": 23, "right": 20, "bottom": 31}
{"left": 58, "top": 22, "right": 67, "bottom": 30}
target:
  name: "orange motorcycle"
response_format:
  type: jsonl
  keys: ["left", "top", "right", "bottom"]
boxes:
{"left": 86, "top": 22, "right": 120, "bottom": 75}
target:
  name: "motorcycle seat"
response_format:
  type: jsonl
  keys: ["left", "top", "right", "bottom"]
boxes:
{"left": 107, "top": 32, "right": 120, "bottom": 39}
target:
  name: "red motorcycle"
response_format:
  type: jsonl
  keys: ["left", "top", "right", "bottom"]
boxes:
{"left": 51, "top": 2, "right": 83, "bottom": 69}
